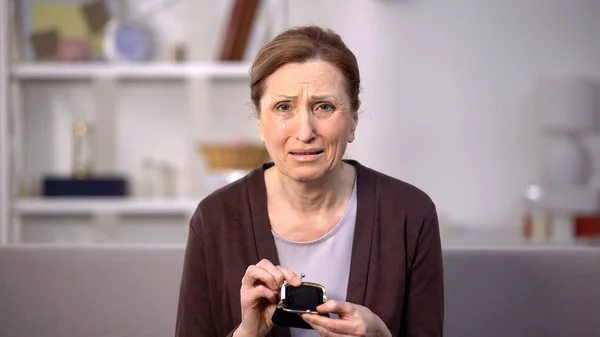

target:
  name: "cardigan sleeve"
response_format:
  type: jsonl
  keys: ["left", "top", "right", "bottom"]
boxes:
{"left": 399, "top": 206, "right": 445, "bottom": 337}
{"left": 174, "top": 212, "right": 238, "bottom": 337}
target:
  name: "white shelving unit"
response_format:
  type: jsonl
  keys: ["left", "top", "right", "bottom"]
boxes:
{"left": 12, "top": 62, "right": 252, "bottom": 80}
{"left": 14, "top": 197, "right": 199, "bottom": 216}
{"left": 0, "top": 0, "right": 10, "bottom": 244}
{"left": 0, "top": 0, "right": 290, "bottom": 245}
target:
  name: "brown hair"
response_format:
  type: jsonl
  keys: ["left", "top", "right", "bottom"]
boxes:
{"left": 250, "top": 25, "right": 361, "bottom": 114}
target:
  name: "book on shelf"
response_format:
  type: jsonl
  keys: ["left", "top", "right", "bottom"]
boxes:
{"left": 219, "top": 0, "right": 262, "bottom": 61}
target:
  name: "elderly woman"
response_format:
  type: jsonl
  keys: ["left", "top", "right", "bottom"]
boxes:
{"left": 175, "top": 25, "right": 443, "bottom": 337}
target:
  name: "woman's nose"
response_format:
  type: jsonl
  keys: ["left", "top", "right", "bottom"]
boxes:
{"left": 295, "top": 107, "right": 316, "bottom": 143}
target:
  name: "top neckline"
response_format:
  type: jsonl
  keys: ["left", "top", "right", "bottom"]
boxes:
{"left": 271, "top": 175, "right": 358, "bottom": 245}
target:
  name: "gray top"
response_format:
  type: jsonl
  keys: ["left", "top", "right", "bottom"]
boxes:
{"left": 272, "top": 179, "right": 358, "bottom": 337}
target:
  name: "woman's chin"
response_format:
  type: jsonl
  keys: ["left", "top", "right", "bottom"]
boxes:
{"left": 285, "top": 166, "right": 327, "bottom": 183}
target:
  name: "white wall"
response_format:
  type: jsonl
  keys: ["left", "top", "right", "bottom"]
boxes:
{"left": 289, "top": 0, "right": 600, "bottom": 228}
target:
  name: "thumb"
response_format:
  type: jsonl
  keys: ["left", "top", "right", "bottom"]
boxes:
{"left": 318, "top": 300, "right": 356, "bottom": 316}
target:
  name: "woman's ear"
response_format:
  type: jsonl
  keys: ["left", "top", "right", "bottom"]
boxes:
{"left": 257, "top": 121, "right": 265, "bottom": 143}
{"left": 348, "top": 111, "right": 358, "bottom": 143}
{"left": 255, "top": 110, "right": 265, "bottom": 143}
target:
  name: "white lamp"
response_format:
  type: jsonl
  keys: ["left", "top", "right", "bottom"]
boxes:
{"left": 536, "top": 76, "right": 600, "bottom": 213}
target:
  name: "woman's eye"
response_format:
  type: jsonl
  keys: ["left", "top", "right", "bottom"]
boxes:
{"left": 316, "top": 103, "right": 335, "bottom": 112}
{"left": 275, "top": 102, "right": 292, "bottom": 112}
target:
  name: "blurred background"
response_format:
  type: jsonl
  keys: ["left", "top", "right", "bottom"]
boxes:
{"left": 0, "top": 1, "right": 599, "bottom": 336}
{"left": 2, "top": 0, "right": 600, "bottom": 246}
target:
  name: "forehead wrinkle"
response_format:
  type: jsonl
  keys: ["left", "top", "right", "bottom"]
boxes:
{"left": 311, "top": 94, "right": 339, "bottom": 101}
{"left": 261, "top": 61, "right": 347, "bottom": 107}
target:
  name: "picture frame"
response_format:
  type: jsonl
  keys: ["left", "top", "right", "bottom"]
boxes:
{"left": 18, "top": 0, "right": 118, "bottom": 61}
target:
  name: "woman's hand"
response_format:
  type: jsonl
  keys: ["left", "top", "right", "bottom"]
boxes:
{"left": 301, "top": 300, "right": 392, "bottom": 337}
{"left": 234, "top": 259, "right": 302, "bottom": 337}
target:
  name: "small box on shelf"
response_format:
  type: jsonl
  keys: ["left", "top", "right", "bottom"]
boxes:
{"left": 42, "top": 175, "right": 128, "bottom": 198}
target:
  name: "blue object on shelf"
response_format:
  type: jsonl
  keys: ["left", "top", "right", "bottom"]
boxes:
{"left": 42, "top": 176, "right": 128, "bottom": 197}
{"left": 114, "top": 24, "right": 152, "bottom": 61}
{"left": 104, "top": 19, "right": 154, "bottom": 62}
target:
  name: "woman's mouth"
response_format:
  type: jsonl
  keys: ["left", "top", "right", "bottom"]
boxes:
{"left": 290, "top": 150, "right": 324, "bottom": 155}
{"left": 289, "top": 149, "right": 324, "bottom": 161}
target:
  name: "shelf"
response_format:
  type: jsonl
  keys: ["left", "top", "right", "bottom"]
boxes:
{"left": 10, "top": 62, "right": 252, "bottom": 81}
{"left": 14, "top": 197, "right": 200, "bottom": 216}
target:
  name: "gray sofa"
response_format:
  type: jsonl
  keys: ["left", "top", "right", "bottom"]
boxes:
{"left": 1, "top": 245, "right": 599, "bottom": 337}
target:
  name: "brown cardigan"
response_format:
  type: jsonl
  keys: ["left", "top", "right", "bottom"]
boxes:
{"left": 175, "top": 160, "right": 444, "bottom": 337}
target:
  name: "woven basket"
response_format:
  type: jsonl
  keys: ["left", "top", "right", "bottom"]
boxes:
{"left": 200, "top": 143, "right": 270, "bottom": 170}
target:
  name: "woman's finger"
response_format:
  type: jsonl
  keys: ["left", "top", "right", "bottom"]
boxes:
{"left": 304, "top": 320, "right": 341, "bottom": 337}
{"left": 242, "top": 265, "right": 279, "bottom": 291}
{"left": 317, "top": 300, "right": 356, "bottom": 315}
{"left": 241, "top": 284, "right": 278, "bottom": 304}
{"left": 302, "top": 314, "right": 355, "bottom": 335}
{"left": 256, "top": 259, "right": 286, "bottom": 288}
{"left": 275, "top": 265, "right": 303, "bottom": 286}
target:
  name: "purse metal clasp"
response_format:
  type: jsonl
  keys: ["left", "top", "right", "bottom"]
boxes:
{"left": 277, "top": 273, "right": 328, "bottom": 314}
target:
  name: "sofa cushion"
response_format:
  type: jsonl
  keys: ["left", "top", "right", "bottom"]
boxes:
{"left": 0, "top": 245, "right": 599, "bottom": 337}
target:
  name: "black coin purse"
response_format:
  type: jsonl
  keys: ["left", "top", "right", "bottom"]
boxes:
{"left": 271, "top": 273, "right": 330, "bottom": 330}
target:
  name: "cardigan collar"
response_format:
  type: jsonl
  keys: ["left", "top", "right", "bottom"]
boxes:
{"left": 245, "top": 160, "right": 376, "bottom": 336}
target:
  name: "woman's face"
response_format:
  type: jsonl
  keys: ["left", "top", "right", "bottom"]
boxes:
{"left": 257, "top": 60, "right": 358, "bottom": 182}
